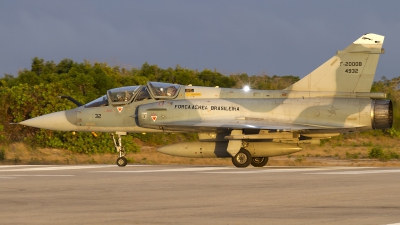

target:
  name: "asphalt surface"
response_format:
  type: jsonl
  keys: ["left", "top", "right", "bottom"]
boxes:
{"left": 1, "top": 165, "right": 400, "bottom": 225}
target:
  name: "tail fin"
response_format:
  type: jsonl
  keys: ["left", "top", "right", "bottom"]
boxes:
{"left": 284, "top": 33, "right": 385, "bottom": 92}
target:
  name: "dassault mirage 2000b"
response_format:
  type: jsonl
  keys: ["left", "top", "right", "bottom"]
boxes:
{"left": 19, "top": 33, "right": 392, "bottom": 167}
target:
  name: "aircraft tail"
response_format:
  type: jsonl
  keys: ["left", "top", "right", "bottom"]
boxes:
{"left": 284, "top": 33, "right": 385, "bottom": 92}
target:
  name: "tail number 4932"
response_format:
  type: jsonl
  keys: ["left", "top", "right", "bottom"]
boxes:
{"left": 345, "top": 69, "right": 358, "bottom": 73}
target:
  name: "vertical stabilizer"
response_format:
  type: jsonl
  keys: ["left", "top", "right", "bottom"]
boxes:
{"left": 284, "top": 33, "right": 385, "bottom": 92}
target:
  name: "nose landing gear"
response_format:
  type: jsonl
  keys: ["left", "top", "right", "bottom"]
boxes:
{"left": 116, "top": 156, "right": 127, "bottom": 167}
{"left": 112, "top": 132, "right": 128, "bottom": 167}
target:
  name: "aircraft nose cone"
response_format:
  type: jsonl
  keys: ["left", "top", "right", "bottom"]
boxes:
{"left": 19, "top": 110, "right": 77, "bottom": 131}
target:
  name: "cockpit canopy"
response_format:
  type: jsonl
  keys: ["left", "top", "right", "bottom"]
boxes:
{"left": 108, "top": 86, "right": 141, "bottom": 105}
{"left": 84, "top": 82, "right": 181, "bottom": 108}
{"left": 148, "top": 82, "right": 180, "bottom": 98}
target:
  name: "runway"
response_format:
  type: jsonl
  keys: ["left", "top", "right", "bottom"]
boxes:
{"left": 1, "top": 165, "right": 400, "bottom": 225}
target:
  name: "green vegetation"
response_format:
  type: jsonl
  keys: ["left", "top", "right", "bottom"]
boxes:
{"left": 368, "top": 146, "right": 400, "bottom": 161}
{"left": 0, "top": 148, "right": 5, "bottom": 161}
{"left": 294, "top": 156, "right": 305, "bottom": 163}
{"left": 1, "top": 57, "right": 400, "bottom": 156}
{"left": 0, "top": 58, "right": 249, "bottom": 154}
{"left": 345, "top": 151, "right": 361, "bottom": 159}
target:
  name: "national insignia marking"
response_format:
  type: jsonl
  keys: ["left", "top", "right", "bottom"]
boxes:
{"left": 327, "top": 106, "right": 338, "bottom": 117}
{"left": 151, "top": 113, "right": 157, "bottom": 122}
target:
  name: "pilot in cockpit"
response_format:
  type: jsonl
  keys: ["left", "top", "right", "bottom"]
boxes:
{"left": 167, "top": 86, "right": 177, "bottom": 96}
{"left": 124, "top": 90, "right": 131, "bottom": 101}
{"left": 157, "top": 88, "right": 166, "bottom": 96}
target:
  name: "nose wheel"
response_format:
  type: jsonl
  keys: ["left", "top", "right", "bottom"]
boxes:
{"left": 112, "top": 133, "right": 128, "bottom": 167}
{"left": 116, "top": 157, "right": 128, "bottom": 167}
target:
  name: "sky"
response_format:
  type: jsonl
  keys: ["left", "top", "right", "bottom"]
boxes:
{"left": 1, "top": 0, "right": 400, "bottom": 80}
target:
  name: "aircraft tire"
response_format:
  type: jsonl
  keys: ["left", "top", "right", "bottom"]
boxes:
{"left": 232, "top": 149, "right": 252, "bottom": 168}
{"left": 251, "top": 157, "right": 269, "bottom": 167}
{"left": 116, "top": 157, "right": 128, "bottom": 167}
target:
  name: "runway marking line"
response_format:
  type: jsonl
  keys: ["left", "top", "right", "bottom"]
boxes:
{"left": 95, "top": 166, "right": 378, "bottom": 174}
{"left": 96, "top": 167, "right": 232, "bottom": 173}
{"left": 199, "top": 167, "right": 373, "bottom": 174}
{"left": 0, "top": 165, "right": 48, "bottom": 168}
{"left": 307, "top": 169, "right": 400, "bottom": 175}
{"left": 0, "top": 175, "right": 74, "bottom": 177}
{"left": 0, "top": 165, "right": 114, "bottom": 172}
{"left": 0, "top": 175, "right": 74, "bottom": 180}
{"left": 2, "top": 165, "right": 400, "bottom": 176}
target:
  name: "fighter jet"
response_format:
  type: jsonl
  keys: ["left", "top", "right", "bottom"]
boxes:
{"left": 19, "top": 33, "right": 392, "bottom": 167}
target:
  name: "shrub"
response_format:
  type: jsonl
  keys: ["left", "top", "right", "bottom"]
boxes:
{"left": 0, "top": 148, "right": 5, "bottom": 161}
{"left": 368, "top": 146, "right": 400, "bottom": 161}
{"left": 294, "top": 156, "right": 304, "bottom": 163}
{"left": 368, "top": 146, "right": 385, "bottom": 159}
{"left": 387, "top": 150, "right": 400, "bottom": 159}
{"left": 346, "top": 152, "right": 360, "bottom": 159}
{"left": 362, "top": 141, "right": 373, "bottom": 147}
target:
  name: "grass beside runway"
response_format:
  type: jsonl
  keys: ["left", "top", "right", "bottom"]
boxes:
{"left": 1, "top": 134, "right": 400, "bottom": 167}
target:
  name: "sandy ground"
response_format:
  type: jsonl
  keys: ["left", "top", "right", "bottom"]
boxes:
{"left": 1, "top": 140, "right": 400, "bottom": 167}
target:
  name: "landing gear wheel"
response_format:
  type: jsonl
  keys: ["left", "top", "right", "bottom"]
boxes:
{"left": 232, "top": 149, "right": 252, "bottom": 168}
{"left": 116, "top": 157, "right": 128, "bottom": 167}
{"left": 251, "top": 157, "right": 269, "bottom": 167}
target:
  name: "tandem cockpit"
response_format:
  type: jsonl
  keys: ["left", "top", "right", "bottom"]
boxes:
{"left": 84, "top": 82, "right": 181, "bottom": 108}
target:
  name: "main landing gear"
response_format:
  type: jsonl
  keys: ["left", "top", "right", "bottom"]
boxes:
{"left": 232, "top": 149, "right": 252, "bottom": 167}
{"left": 231, "top": 148, "right": 269, "bottom": 168}
{"left": 112, "top": 133, "right": 128, "bottom": 167}
{"left": 251, "top": 157, "right": 269, "bottom": 167}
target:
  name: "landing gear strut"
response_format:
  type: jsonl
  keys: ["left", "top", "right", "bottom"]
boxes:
{"left": 112, "top": 133, "right": 128, "bottom": 167}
